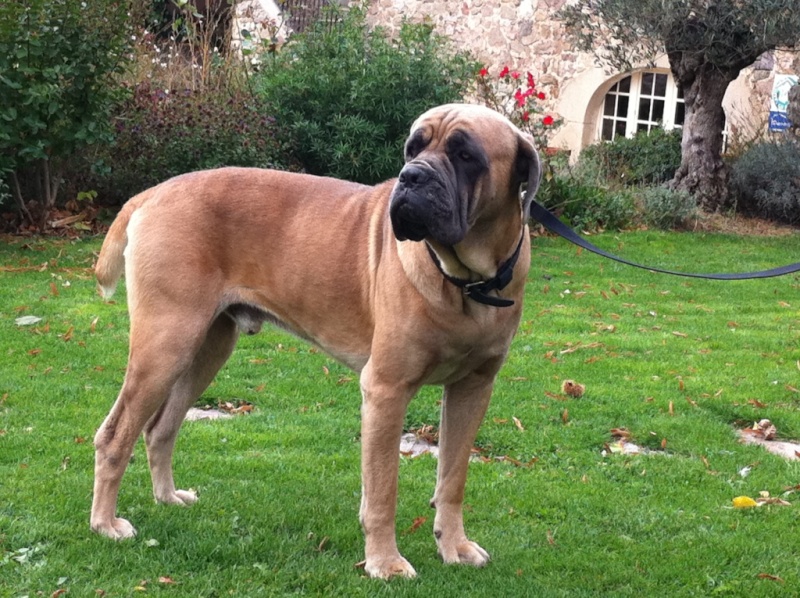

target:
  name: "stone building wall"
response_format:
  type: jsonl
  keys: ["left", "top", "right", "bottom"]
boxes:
{"left": 365, "top": 0, "right": 799, "bottom": 155}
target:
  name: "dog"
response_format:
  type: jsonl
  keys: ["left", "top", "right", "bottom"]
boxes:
{"left": 90, "top": 103, "right": 541, "bottom": 579}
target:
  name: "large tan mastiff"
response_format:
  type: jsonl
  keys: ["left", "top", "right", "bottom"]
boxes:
{"left": 91, "top": 103, "right": 541, "bottom": 579}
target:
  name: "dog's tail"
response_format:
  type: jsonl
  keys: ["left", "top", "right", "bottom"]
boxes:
{"left": 95, "top": 191, "right": 151, "bottom": 299}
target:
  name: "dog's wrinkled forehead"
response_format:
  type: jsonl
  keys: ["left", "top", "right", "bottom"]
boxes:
{"left": 407, "top": 104, "right": 520, "bottom": 158}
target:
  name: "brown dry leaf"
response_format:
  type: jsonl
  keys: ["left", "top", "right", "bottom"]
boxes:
{"left": 512, "top": 416, "right": 525, "bottom": 431}
{"left": 544, "top": 390, "right": 569, "bottom": 401}
{"left": 546, "top": 529, "right": 556, "bottom": 546}
{"left": 562, "top": 409, "right": 569, "bottom": 424}
{"left": 610, "top": 428, "right": 631, "bottom": 439}
{"left": 317, "top": 537, "right": 330, "bottom": 551}
{"left": 90, "top": 316, "right": 99, "bottom": 333}
{"left": 561, "top": 379, "right": 585, "bottom": 398}
{"left": 661, "top": 438, "right": 668, "bottom": 449}
{"left": 63, "top": 326, "right": 74, "bottom": 342}
{"left": 757, "top": 573, "right": 785, "bottom": 583}
{"left": 493, "top": 417, "right": 508, "bottom": 424}
{"left": 748, "top": 398, "right": 768, "bottom": 408}
{"left": 322, "top": 366, "right": 329, "bottom": 376}
{"left": 28, "top": 348, "right": 42, "bottom": 356}
{"left": 785, "top": 385, "right": 799, "bottom": 394}
{"left": 672, "top": 331, "right": 688, "bottom": 338}
{"left": 755, "top": 419, "right": 777, "bottom": 440}
{"left": 778, "top": 301, "right": 791, "bottom": 308}
{"left": 50, "top": 281, "right": 59, "bottom": 297}
{"left": 685, "top": 397, "right": 697, "bottom": 407}
{"left": 158, "top": 577, "right": 177, "bottom": 585}
{"left": 51, "top": 589, "right": 67, "bottom": 598}
{"left": 404, "top": 516, "right": 427, "bottom": 535}
{"left": 668, "top": 401, "right": 674, "bottom": 416}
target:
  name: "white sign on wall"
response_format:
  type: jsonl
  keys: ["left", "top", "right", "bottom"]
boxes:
{"left": 769, "top": 73, "right": 798, "bottom": 132}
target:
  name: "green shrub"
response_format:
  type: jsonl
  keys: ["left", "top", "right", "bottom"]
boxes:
{"left": 0, "top": 0, "right": 132, "bottom": 218}
{"left": 578, "top": 127, "right": 682, "bottom": 186}
{"left": 730, "top": 140, "right": 800, "bottom": 225}
{"left": 639, "top": 186, "right": 697, "bottom": 230}
{"left": 252, "top": 5, "right": 479, "bottom": 184}
{"left": 538, "top": 174, "right": 637, "bottom": 232}
{"left": 86, "top": 83, "right": 297, "bottom": 204}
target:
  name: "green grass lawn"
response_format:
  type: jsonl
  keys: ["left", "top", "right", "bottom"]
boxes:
{"left": 1, "top": 230, "right": 799, "bottom": 597}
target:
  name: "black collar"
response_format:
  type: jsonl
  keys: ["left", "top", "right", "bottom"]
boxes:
{"left": 425, "top": 232, "right": 525, "bottom": 308}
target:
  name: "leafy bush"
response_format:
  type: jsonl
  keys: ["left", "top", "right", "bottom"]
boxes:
{"left": 578, "top": 128, "right": 682, "bottom": 186}
{"left": 252, "top": 5, "right": 479, "bottom": 184}
{"left": 639, "top": 186, "right": 697, "bottom": 230}
{"left": 86, "top": 83, "right": 297, "bottom": 204}
{"left": 0, "top": 0, "right": 131, "bottom": 220}
{"left": 730, "top": 140, "right": 800, "bottom": 225}
{"left": 538, "top": 162, "right": 638, "bottom": 231}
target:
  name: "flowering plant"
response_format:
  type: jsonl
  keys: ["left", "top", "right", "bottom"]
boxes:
{"left": 475, "top": 65, "right": 560, "bottom": 150}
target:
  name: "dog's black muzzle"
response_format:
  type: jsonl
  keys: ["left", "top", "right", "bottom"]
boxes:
{"left": 390, "top": 163, "right": 463, "bottom": 245}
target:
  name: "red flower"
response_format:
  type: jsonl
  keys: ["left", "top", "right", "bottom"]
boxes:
{"left": 527, "top": 72, "right": 535, "bottom": 88}
{"left": 514, "top": 88, "right": 526, "bottom": 107}
{"left": 542, "top": 115, "right": 555, "bottom": 126}
{"left": 524, "top": 88, "right": 535, "bottom": 98}
{"left": 521, "top": 112, "right": 530, "bottom": 122}
{"left": 511, "top": 71, "right": 520, "bottom": 80}
{"left": 537, "top": 91, "right": 546, "bottom": 100}
{"left": 479, "top": 67, "right": 488, "bottom": 77}
{"left": 499, "top": 65, "right": 510, "bottom": 78}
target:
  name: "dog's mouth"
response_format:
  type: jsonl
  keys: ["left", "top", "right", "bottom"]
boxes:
{"left": 390, "top": 195, "right": 431, "bottom": 242}
{"left": 390, "top": 164, "right": 466, "bottom": 246}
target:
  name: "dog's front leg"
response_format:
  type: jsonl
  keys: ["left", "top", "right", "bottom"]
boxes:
{"left": 431, "top": 364, "right": 501, "bottom": 567}
{"left": 359, "top": 361, "right": 417, "bottom": 579}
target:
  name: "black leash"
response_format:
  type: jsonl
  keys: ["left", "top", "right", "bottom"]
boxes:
{"left": 529, "top": 199, "right": 800, "bottom": 281}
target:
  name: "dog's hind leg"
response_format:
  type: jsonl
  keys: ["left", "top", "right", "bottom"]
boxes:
{"left": 144, "top": 314, "right": 238, "bottom": 506}
{"left": 431, "top": 364, "right": 501, "bottom": 568}
{"left": 91, "top": 314, "right": 215, "bottom": 540}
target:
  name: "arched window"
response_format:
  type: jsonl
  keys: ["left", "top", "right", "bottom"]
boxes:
{"left": 599, "top": 71, "right": 685, "bottom": 141}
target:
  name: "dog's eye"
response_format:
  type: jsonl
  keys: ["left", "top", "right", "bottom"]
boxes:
{"left": 458, "top": 151, "right": 472, "bottom": 162}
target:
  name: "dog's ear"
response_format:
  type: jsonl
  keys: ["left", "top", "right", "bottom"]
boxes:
{"left": 515, "top": 132, "right": 542, "bottom": 220}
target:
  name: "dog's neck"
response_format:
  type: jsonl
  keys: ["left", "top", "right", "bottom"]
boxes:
{"left": 425, "top": 231, "right": 525, "bottom": 308}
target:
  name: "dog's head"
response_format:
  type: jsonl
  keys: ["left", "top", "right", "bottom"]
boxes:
{"left": 389, "top": 104, "right": 541, "bottom": 246}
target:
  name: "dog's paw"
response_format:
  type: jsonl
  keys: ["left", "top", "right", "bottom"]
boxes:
{"left": 91, "top": 517, "right": 137, "bottom": 540}
{"left": 438, "top": 539, "right": 490, "bottom": 567}
{"left": 156, "top": 489, "right": 198, "bottom": 506}
{"left": 364, "top": 554, "right": 417, "bottom": 580}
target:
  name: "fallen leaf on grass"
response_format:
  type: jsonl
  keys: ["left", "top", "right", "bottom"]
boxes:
{"left": 748, "top": 398, "right": 768, "bottom": 408}
{"left": 742, "top": 419, "right": 777, "bottom": 441}
{"left": 757, "top": 491, "right": 791, "bottom": 507}
{"left": 217, "top": 400, "right": 254, "bottom": 415}
{"left": 756, "top": 573, "right": 784, "bottom": 583}
{"left": 512, "top": 416, "right": 525, "bottom": 431}
{"left": 561, "top": 379, "right": 585, "bottom": 397}
{"left": 610, "top": 427, "right": 631, "bottom": 439}
{"left": 732, "top": 496, "right": 758, "bottom": 509}
{"left": 158, "top": 576, "right": 177, "bottom": 585}
{"left": 15, "top": 315, "right": 42, "bottom": 326}
{"left": 403, "top": 516, "right": 427, "bottom": 535}
{"left": 51, "top": 589, "right": 67, "bottom": 598}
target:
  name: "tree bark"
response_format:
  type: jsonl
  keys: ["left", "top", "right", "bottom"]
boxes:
{"left": 669, "top": 63, "right": 732, "bottom": 211}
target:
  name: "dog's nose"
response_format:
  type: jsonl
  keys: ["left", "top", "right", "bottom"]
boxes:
{"left": 398, "top": 164, "right": 430, "bottom": 187}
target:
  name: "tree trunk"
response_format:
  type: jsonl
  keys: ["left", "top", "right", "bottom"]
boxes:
{"left": 669, "top": 64, "right": 732, "bottom": 211}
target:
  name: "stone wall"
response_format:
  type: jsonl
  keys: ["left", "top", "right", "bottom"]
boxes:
{"left": 366, "top": 0, "right": 799, "bottom": 153}
{"left": 366, "top": 0, "right": 595, "bottom": 113}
